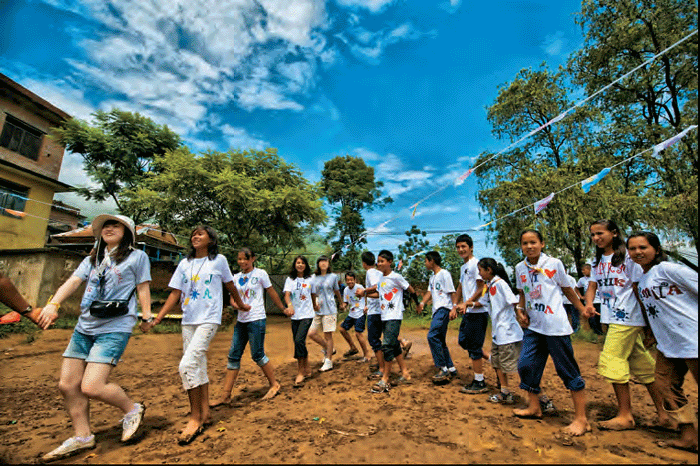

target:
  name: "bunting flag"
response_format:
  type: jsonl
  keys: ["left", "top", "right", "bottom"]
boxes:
{"left": 474, "top": 220, "right": 494, "bottom": 231}
{"left": 2, "top": 208, "right": 26, "bottom": 218}
{"left": 397, "top": 259, "right": 403, "bottom": 271}
{"left": 581, "top": 167, "right": 611, "bottom": 193}
{"left": 454, "top": 168, "right": 473, "bottom": 187}
{"left": 534, "top": 193, "right": 555, "bottom": 214}
{"left": 330, "top": 252, "right": 337, "bottom": 261}
{"left": 651, "top": 125, "right": 698, "bottom": 159}
{"left": 410, "top": 202, "right": 420, "bottom": 218}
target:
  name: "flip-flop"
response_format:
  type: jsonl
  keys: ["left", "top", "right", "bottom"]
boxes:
{"left": 391, "top": 376, "right": 412, "bottom": 386}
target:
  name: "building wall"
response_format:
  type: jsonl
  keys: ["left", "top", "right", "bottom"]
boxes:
{"left": 0, "top": 167, "right": 54, "bottom": 249}
{"left": 0, "top": 99, "right": 65, "bottom": 180}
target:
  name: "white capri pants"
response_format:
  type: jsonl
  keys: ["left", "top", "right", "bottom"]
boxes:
{"left": 180, "top": 323, "right": 219, "bottom": 390}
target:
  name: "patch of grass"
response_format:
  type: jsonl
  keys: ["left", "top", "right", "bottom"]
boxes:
{"left": 571, "top": 326, "right": 602, "bottom": 344}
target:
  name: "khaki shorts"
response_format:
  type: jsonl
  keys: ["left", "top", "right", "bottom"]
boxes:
{"left": 491, "top": 340, "right": 522, "bottom": 373}
{"left": 311, "top": 314, "right": 337, "bottom": 333}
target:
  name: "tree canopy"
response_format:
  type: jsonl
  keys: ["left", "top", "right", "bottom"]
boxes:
{"left": 52, "top": 109, "right": 181, "bottom": 222}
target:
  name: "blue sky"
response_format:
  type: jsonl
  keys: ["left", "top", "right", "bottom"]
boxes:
{"left": 1, "top": 0, "right": 585, "bottom": 260}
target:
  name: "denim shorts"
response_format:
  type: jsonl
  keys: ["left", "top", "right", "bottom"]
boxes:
{"left": 341, "top": 314, "right": 366, "bottom": 333}
{"left": 381, "top": 319, "right": 402, "bottom": 362}
{"left": 227, "top": 319, "right": 269, "bottom": 370}
{"left": 62, "top": 329, "right": 131, "bottom": 366}
{"left": 366, "top": 314, "right": 383, "bottom": 352}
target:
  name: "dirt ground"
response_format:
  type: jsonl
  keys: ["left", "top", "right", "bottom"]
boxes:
{"left": 0, "top": 316, "right": 697, "bottom": 464}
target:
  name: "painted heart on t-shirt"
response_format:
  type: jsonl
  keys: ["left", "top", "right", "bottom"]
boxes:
{"left": 490, "top": 286, "right": 497, "bottom": 296}
{"left": 384, "top": 292, "right": 394, "bottom": 301}
{"left": 239, "top": 276, "right": 249, "bottom": 286}
{"left": 544, "top": 269, "right": 556, "bottom": 279}
{"left": 392, "top": 288, "right": 398, "bottom": 293}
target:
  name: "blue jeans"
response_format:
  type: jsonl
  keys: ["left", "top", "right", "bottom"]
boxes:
{"left": 291, "top": 318, "right": 313, "bottom": 360}
{"left": 427, "top": 307, "right": 454, "bottom": 369}
{"left": 63, "top": 330, "right": 131, "bottom": 366}
{"left": 564, "top": 304, "right": 580, "bottom": 332}
{"left": 458, "top": 312, "right": 488, "bottom": 360}
{"left": 227, "top": 319, "right": 269, "bottom": 370}
{"left": 518, "top": 328, "right": 585, "bottom": 393}
{"left": 366, "top": 314, "right": 383, "bottom": 352}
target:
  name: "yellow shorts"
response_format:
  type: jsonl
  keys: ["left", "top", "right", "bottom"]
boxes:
{"left": 598, "top": 324, "right": 655, "bottom": 384}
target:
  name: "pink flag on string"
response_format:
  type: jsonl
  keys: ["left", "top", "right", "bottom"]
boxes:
{"left": 534, "top": 193, "right": 555, "bottom": 214}
{"left": 454, "top": 168, "right": 473, "bottom": 187}
{"left": 397, "top": 259, "right": 404, "bottom": 271}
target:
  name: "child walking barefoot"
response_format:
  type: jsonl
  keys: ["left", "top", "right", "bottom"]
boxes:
{"left": 584, "top": 220, "right": 668, "bottom": 431}
{"left": 283, "top": 256, "right": 315, "bottom": 387}
{"left": 628, "top": 232, "right": 698, "bottom": 452}
{"left": 211, "top": 248, "right": 286, "bottom": 404}
{"left": 146, "top": 226, "right": 248, "bottom": 445}
{"left": 513, "top": 229, "right": 592, "bottom": 436}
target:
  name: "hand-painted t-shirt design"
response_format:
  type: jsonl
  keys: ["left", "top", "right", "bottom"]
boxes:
{"left": 377, "top": 272, "right": 410, "bottom": 321}
{"left": 233, "top": 268, "right": 272, "bottom": 323}
{"left": 590, "top": 253, "right": 644, "bottom": 326}
{"left": 343, "top": 284, "right": 366, "bottom": 319}
{"left": 429, "top": 269, "right": 455, "bottom": 313}
{"left": 311, "top": 273, "right": 339, "bottom": 316}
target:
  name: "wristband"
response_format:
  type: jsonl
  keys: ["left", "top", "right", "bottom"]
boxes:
{"left": 141, "top": 316, "right": 154, "bottom": 323}
{"left": 46, "top": 295, "right": 60, "bottom": 310}
{"left": 516, "top": 305, "right": 524, "bottom": 310}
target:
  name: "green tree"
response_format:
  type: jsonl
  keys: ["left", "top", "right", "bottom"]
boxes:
{"left": 52, "top": 109, "right": 181, "bottom": 222}
{"left": 122, "top": 147, "right": 326, "bottom": 271}
{"left": 397, "top": 225, "right": 431, "bottom": 287}
{"left": 320, "top": 155, "right": 392, "bottom": 271}
{"left": 475, "top": 67, "right": 646, "bottom": 274}
{"left": 570, "top": 0, "right": 698, "bottom": 253}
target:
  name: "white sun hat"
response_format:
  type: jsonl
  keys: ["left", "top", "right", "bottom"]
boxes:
{"left": 92, "top": 214, "right": 136, "bottom": 245}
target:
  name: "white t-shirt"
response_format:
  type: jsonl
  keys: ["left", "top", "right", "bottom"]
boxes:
{"left": 365, "top": 268, "right": 383, "bottom": 316}
{"left": 74, "top": 249, "right": 151, "bottom": 335}
{"left": 283, "top": 276, "right": 315, "bottom": 320}
{"left": 515, "top": 253, "right": 573, "bottom": 336}
{"left": 577, "top": 276, "right": 601, "bottom": 304}
{"left": 343, "top": 284, "right": 366, "bottom": 319}
{"left": 233, "top": 267, "right": 272, "bottom": 323}
{"left": 561, "top": 274, "right": 578, "bottom": 305}
{"left": 480, "top": 277, "right": 522, "bottom": 345}
{"left": 461, "top": 257, "right": 486, "bottom": 314}
{"left": 311, "top": 273, "right": 339, "bottom": 315}
{"left": 429, "top": 269, "right": 455, "bottom": 314}
{"left": 169, "top": 255, "right": 234, "bottom": 325}
{"left": 590, "top": 252, "right": 645, "bottom": 326}
{"left": 378, "top": 271, "right": 410, "bottom": 321}
{"left": 637, "top": 262, "right": 698, "bottom": 359}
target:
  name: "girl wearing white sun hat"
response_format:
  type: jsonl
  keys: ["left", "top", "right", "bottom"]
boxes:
{"left": 39, "top": 213, "right": 152, "bottom": 462}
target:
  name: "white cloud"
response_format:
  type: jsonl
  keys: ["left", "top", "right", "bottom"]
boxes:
{"left": 345, "top": 21, "right": 434, "bottom": 64}
{"left": 334, "top": 0, "right": 398, "bottom": 14}
{"left": 221, "top": 124, "right": 270, "bottom": 150}
{"left": 541, "top": 30, "right": 567, "bottom": 57}
{"left": 20, "top": 79, "right": 96, "bottom": 120}
{"left": 438, "top": 0, "right": 462, "bottom": 14}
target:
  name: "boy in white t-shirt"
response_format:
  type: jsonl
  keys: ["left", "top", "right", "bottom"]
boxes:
{"left": 367, "top": 250, "right": 416, "bottom": 393}
{"left": 339, "top": 271, "right": 370, "bottom": 361}
{"left": 451, "top": 234, "right": 489, "bottom": 394}
{"left": 417, "top": 251, "right": 457, "bottom": 385}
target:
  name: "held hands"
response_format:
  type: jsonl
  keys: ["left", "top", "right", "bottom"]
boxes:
{"left": 139, "top": 320, "right": 153, "bottom": 333}
{"left": 416, "top": 302, "right": 424, "bottom": 314}
{"left": 449, "top": 307, "right": 457, "bottom": 321}
{"left": 582, "top": 303, "right": 598, "bottom": 319}
{"left": 642, "top": 326, "right": 656, "bottom": 349}
{"left": 283, "top": 306, "right": 294, "bottom": 317}
{"left": 455, "top": 303, "right": 467, "bottom": 315}
{"left": 38, "top": 304, "right": 59, "bottom": 330}
{"left": 516, "top": 307, "right": 530, "bottom": 328}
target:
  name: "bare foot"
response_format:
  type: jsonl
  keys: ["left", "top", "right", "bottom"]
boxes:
{"left": 209, "top": 396, "right": 231, "bottom": 408}
{"left": 178, "top": 419, "right": 203, "bottom": 445}
{"left": 564, "top": 418, "right": 591, "bottom": 436}
{"left": 657, "top": 439, "right": 698, "bottom": 452}
{"left": 653, "top": 415, "right": 678, "bottom": 431}
{"left": 294, "top": 374, "right": 305, "bottom": 384}
{"left": 513, "top": 407, "right": 543, "bottom": 419}
{"left": 598, "top": 416, "right": 635, "bottom": 431}
{"left": 261, "top": 382, "right": 281, "bottom": 400}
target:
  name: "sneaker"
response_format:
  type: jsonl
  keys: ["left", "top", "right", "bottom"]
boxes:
{"left": 460, "top": 379, "right": 489, "bottom": 394}
{"left": 370, "top": 379, "right": 391, "bottom": 393}
{"left": 432, "top": 370, "right": 451, "bottom": 385}
{"left": 319, "top": 358, "right": 333, "bottom": 372}
{"left": 448, "top": 369, "right": 458, "bottom": 380}
{"left": 343, "top": 348, "right": 359, "bottom": 358}
{"left": 488, "top": 392, "right": 516, "bottom": 405}
{"left": 539, "top": 395, "right": 557, "bottom": 415}
{"left": 42, "top": 435, "right": 95, "bottom": 462}
{"left": 121, "top": 402, "right": 145, "bottom": 442}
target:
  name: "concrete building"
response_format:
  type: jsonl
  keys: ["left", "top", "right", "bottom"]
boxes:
{"left": 0, "top": 73, "right": 71, "bottom": 250}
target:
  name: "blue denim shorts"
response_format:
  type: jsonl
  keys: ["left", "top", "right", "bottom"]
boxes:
{"left": 62, "top": 329, "right": 131, "bottom": 366}
{"left": 227, "top": 319, "right": 269, "bottom": 370}
{"left": 366, "top": 314, "right": 383, "bottom": 352}
{"left": 341, "top": 314, "right": 366, "bottom": 333}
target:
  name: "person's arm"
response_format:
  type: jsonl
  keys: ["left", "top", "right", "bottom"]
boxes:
{"left": 584, "top": 280, "right": 599, "bottom": 317}
{"left": 466, "top": 279, "right": 485, "bottom": 302}
{"left": 334, "top": 288, "right": 343, "bottom": 308}
{"left": 148, "top": 289, "right": 182, "bottom": 331}
{"left": 266, "top": 286, "right": 286, "bottom": 313}
{"left": 224, "top": 281, "right": 250, "bottom": 311}
{"left": 515, "top": 290, "right": 529, "bottom": 328}
{"left": 136, "top": 281, "right": 152, "bottom": 333}
{"left": 38, "top": 275, "right": 84, "bottom": 329}
{"left": 283, "top": 291, "right": 295, "bottom": 317}
{"left": 416, "top": 291, "right": 432, "bottom": 314}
